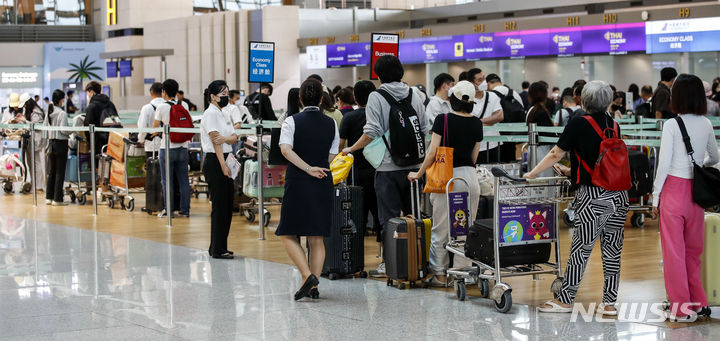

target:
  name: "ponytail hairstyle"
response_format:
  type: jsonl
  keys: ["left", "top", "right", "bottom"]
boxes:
{"left": 203, "top": 80, "right": 228, "bottom": 110}
{"left": 48, "top": 89, "right": 65, "bottom": 116}
{"left": 300, "top": 79, "right": 323, "bottom": 108}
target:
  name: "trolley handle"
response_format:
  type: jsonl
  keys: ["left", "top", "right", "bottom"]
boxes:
{"left": 410, "top": 179, "right": 421, "bottom": 218}
{"left": 491, "top": 166, "right": 527, "bottom": 183}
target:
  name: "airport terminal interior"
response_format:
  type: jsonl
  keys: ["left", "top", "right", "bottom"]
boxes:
{"left": 1, "top": 0, "right": 720, "bottom": 340}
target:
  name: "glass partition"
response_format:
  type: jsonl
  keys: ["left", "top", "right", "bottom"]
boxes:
{"left": 1, "top": 0, "right": 88, "bottom": 25}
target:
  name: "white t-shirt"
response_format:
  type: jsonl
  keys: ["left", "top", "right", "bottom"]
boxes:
{"left": 425, "top": 95, "right": 453, "bottom": 126}
{"left": 200, "top": 103, "right": 234, "bottom": 154}
{"left": 223, "top": 103, "right": 254, "bottom": 125}
{"left": 279, "top": 110, "right": 340, "bottom": 155}
{"left": 490, "top": 85, "right": 524, "bottom": 106}
{"left": 471, "top": 91, "right": 503, "bottom": 151}
{"left": 138, "top": 97, "right": 164, "bottom": 152}
{"left": 554, "top": 105, "right": 580, "bottom": 126}
{"left": 154, "top": 99, "right": 190, "bottom": 149}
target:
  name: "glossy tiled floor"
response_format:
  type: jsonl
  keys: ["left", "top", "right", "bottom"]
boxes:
{"left": 1, "top": 215, "right": 718, "bottom": 341}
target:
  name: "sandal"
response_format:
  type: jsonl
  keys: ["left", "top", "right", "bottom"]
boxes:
{"left": 211, "top": 252, "right": 234, "bottom": 259}
{"left": 537, "top": 300, "right": 572, "bottom": 313}
{"left": 425, "top": 275, "right": 447, "bottom": 288}
{"left": 596, "top": 303, "right": 617, "bottom": 316}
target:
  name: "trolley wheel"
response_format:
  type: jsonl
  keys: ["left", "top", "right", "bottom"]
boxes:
{"left": 328, "top": 273, "right": 339, "bottom": 280}
{"left": 359, "top": 271, "right": 368, "bottom": 278}
{"left": 455, "top": 280, "right": 467, "bottom": 301}
{"left": 551, "top": 278, "right": 564, "bottom": 299}
{"left": 78, "top": 194, "right": 87, "bottom": 205}
{"left": 398, "top": 282, "right": 407, "bottom": 290}
{"left": 21, "top": 183, "right": 31, "bottom": 194}
{"left": 68, "top": 191, "right": 76, "bottom": 203}
{"left": 563, "top": 212, "right": 573, "bottom": 228}
{"left": 386, "top": 279, "right": 393, "bottom": 286}
{"left": 263, "top": 211, "right": 271, "bottom": 227}
{"left": 3, "top": 182, "right": 12, "bottom": 193}
{"left": 107, "top": 198, "right": 115, "bottom": 209}
{"left": 194, "top": 190, "right": 199, "bottom": 199}
{"left": 631, "top": 213, "right": 645, "bottom": 228}
{"left": 494, "top": 291, "right": 513, "bottom": 313}
{"left": 478, "top": 279, "right": 490, "bottom": 299}
{"left": 245, "top": 210, "right": 255, "bottom": 222}
{"left": 125, "top": 198, "right": 135, "bottom": 212}
{"left": 409, "top": 281, "right": 416, "bottom": 288}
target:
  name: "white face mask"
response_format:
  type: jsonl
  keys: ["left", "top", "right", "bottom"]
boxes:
{"left": 478, "top": 80, "right": 488, "bottom": 91}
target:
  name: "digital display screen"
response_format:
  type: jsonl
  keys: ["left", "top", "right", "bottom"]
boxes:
{"left": 118, "top": 60, "right": 131, "bottom": 77}
{"left": 399, "top": 36, "right": 460, "bottom": 64}
{"left": 645, "top": 17, "right": 720, "bottom": 54}
{"left": 345, "top": 42, "right": 370, "bottom": 66}
{"left": 548, "top": 28, "right": 583, "bottom": 56}
{"left": 326, "top": 44, "right": 347, "bottom": 67}
{"left": 494, "top": 29, "right": 551, "bottom": 58}
{"left": 580, "top": 23, "right": 646, "bottom": 55}
{"left": 461, "top": 34, "right": 496, "bottom": 60}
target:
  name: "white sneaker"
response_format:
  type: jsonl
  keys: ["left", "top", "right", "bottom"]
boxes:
{"left": 52, "top": 201, "right": 68, "bottom": 206}
{"left": 45, "top": 199, "right": 52, "bottom": 205}
{"left": 666, "top": 311, "right": 698, "bottom": 323}
{"left": 369, "top": 262, "right": 386, "bottom": 277}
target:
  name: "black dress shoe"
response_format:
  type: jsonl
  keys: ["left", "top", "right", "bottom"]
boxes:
{"left": 697, "top": 306, "right": 712, "bottom": 317}
{"left": 309, "top": 288, "right": 319, "bottom": 299}
{"left": 211, "top": 252, "right": 234, "bottom": 259}
{"left": 294, "top": 275, "right": 319, "bottom": 301}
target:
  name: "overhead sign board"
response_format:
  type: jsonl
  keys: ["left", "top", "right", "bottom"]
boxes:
{"left": 249, "top": 41, "right": 275, "bottom": 83}
{"left": 370, "top": 33, "right": 399, "bottom": 80}
{"left": 106, "top": 61, "right": 117, "bottom": 78}
{"left": 0, "top": 67, "right": 43, "bottom": 88}
{"left": 306, "top": 45, "right": 327, "bottom": 70}
{"left": 646, "top": 17, "right": 720, "bottom": 54}
{"left": 118, "top": 60, "right": 131, "bottom": 77}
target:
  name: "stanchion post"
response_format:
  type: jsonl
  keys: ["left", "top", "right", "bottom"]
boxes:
{"left": 89, "top": 125, "right": 97, "bottom": 216}
{"left": 164, "top": 124, "right": 172, "bottom": 227}
{"left": 30, "top": 123, "right": 36, "bottom": 206}
{"left": 257, "top": 124, "right": 265, "bottom": 240}
{"left": 528, "top": 123, "right": 538, "bottom": 170}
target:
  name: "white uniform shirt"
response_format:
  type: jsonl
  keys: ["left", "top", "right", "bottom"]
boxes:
{"left": 471, "top": 91, "right": 503, "bottom": 151}
{"left": 200, "top": 103, "right": 234, "bottom": 154}
{"left": 138, "top": 97, "right": 164, "bottom": 152}
{"left": 425, "top": 95, "right": 453, "bottom": 126}
{"left": 279, "top": 107, "right": 340, "bottom": 155}
{"left": 490, "top": 85, "right": 524, "bottom": 106}
{"left": 554, "top": 105, "right": 581, "bottom": 126}
{"left": 652, "top": 114, "right": 719, "bottom": 206}
{"left": 154, "top": 99, "right": 190, "bottom": 149}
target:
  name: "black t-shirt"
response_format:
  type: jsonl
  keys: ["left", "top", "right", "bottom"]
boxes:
{"left": 557, "top": 112, "right": 621, "bottom": 187}
{"left": 652, "top": 82, "right": 674, "bottom": 119}
{"left": 431, "top": 113, "right": 484, "bottom": 167}
{"left": 339, "top": 108, "right": 373, "bottom": 173}
{"left": 527, "top": 106, "right": 555, "bottom": 145}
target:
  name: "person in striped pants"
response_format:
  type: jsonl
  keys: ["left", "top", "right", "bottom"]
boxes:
{"left": 524, "top": 80, "right": 629, "bottom": 315}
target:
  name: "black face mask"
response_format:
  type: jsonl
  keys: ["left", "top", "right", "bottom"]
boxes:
{"left": 217, "top": 96, "right": 229, "bottom": 108}
{"left": 611, "top": 104, "right": 621, "bottom": 111}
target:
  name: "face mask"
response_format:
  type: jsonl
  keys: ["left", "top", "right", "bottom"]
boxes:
{"left": 217, "top": 95, "right": 229, "bottom": 108}
{"left": 611, "top": 104, "right": 620, "bottom": 111}
{"left": 478, "top": 80, "right": 488, "bottom": 91}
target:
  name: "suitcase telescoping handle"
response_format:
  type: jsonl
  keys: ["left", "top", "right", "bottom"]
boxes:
{"left": 410, "top": 179, "right": 421, "bottom": 218}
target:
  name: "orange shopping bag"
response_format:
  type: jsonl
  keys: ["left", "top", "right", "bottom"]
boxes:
{"left": 424, "top": 114, "right": 453, "bottom": 193}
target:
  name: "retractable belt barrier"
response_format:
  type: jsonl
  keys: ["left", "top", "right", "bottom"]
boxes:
{"left": 2, "top": 116, "right": 718, "bottom": 238}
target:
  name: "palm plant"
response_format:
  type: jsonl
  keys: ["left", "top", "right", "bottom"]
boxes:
{"left": 68, "top": 56, "right": 102, "bottom": 82}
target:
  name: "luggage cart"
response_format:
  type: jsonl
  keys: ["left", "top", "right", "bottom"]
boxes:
{"left": 445, "top": 167, "right": 571, "bottom": 313}
{"left": 239, "top": 159, "right": 284, "bottom": 226}
{"left": 64, "top": 150, "right": 92, "bottom": 205}
{"left": 0, "top": 130, "right": 31, "bottom": 194}
{"left": 188, "top": 142, "right": 208, "bottom": 198}
{"left": 100, "top": 139, "right": 146, "bottom": 211}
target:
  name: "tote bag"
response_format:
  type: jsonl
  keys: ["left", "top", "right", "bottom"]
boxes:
{"left": 424, "top": 114, "right": 454, "bottom": 193}
{"left": 363, "top": 131, "right": 389, "bottom": 169}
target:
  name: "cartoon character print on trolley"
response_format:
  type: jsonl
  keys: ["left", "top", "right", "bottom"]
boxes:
{"left": 452, "top": 209, "right": 467, "bottom": 230}
{"left": 527, "top": 209, "right": 550, "bottom": 240}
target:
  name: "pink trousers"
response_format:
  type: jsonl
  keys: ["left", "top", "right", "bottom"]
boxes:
{"left": 659, "top": 175, "right": 708, "bottom": 313}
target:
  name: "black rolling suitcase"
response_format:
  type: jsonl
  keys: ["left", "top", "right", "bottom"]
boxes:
{"left": 384, "top": 180, "right": 429, "bottom": 289}
{"left": 465, "top": 219, "right": 551, "bottom": 267}
{"left": 144, "top": 153, "right": 163, "bottom": 214}
{"left": 322, "top": 183, "right": 366, "bottom": 279}
{"left": 476, "top": 195, "right": 494, "bottom": 220}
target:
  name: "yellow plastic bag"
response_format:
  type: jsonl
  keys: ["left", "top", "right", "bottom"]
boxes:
{"left": 330, "top": 153, "right": 354, "bottom": 185}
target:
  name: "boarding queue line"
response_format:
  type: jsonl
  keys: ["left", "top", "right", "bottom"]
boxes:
{"left": 2, "top": 116, "right": 720, "bottom": 239}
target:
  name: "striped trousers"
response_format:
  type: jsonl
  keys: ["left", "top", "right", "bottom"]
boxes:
{"left": 558, "top": 185, "right": 629, "bottom": 305}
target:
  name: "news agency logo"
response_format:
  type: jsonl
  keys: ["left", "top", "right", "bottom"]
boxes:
{"left": 569, "top": 302, "right": 699, "bottom": 323}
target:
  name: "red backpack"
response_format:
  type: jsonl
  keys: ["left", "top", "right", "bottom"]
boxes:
{"left": 576, "top": 116, "right": 631, "bottom": 191}
{"left": 167, "top": 101, "right": 194, "bottom": 143}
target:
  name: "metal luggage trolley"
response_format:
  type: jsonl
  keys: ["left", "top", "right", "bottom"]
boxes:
{"left": 0, "top": 130, "right": 31, "bottom": 194}
{"left": 100, "top": 138, "right": 146, "bottom": 211}
{"left": 445, "top": 167, "right": 571, "bottom": 313}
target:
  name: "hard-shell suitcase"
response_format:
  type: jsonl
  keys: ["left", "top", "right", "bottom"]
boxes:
{"left": 145, "top": 154, "right": 163, "bottom": 214}
{"left": 97, "top": 154, "right": 113, "bottom": 187}
{"left": 233, "top": 155, "right": 253, "bottom": 210}
{"left": 477, "top": 195, "right": 495, "bottom": 220}
{"left": 322, "top": 184, "right": 366, "bottom": 279}
{"left": 242, "top": 159, "right": 286, "bottom": 198}
{"left": 189, "top": 148, "right": 202, "bottom": 172}
{"left": 384, "top": 180, "right": 430, "bottom": 288}
{"left": 702, "top": 212, "right": 720, "bottom": 305}
{"left": 465, "top": 219, "right": 551, "bottom": 267}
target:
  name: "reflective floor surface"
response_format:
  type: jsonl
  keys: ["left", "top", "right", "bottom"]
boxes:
{"left": 1, "top": 215, "right": 718, "bottom": 341}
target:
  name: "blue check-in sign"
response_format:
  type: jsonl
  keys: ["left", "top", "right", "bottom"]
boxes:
{"left": 249, "top": 41, "right": 275, "bottom": 83}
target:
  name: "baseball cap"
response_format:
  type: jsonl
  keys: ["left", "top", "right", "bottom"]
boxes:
{"left": 18, "top": 93, "right": 31, "bottom": 108}
{"left": 8, "top": 93, "right": 20, "bottom": 107}
{"left": 703, "top": 81, "right": 712, "bottom": 97}
{"left": 450, "top": 80, "right": 476, "bottom": 103}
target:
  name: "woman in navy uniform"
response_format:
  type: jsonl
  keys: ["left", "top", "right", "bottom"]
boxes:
{"left": 277, "top": 79, "right": 339, "bottom": 300}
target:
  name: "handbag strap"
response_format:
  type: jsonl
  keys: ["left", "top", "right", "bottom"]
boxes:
{"left": 674, "top": 116, "right": 698, "bottom": 165}
{"left": 442, "top": 113, "right": 449, "bottom": 146}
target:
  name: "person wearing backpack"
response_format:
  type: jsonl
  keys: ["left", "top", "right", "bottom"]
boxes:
{"left": 44, "top": 90, "right": 71, "bottom": 205}
{"left": 467, "top": 68, "right": 504, "bottom": 164}
{"left": 341, "top": 55, "right": 429, "bottom": 277}
{"left": 84, "top": 81, "right": 119, "bottom": 159}
{"left": 524, "top": 80, "right": 630, "bottom": 315}
{"left": 20, "top": 93, "right": 48, "bottom": 192}
{"left": 138, "top": 82, "right": 164, "bottom": 158}
{"left": 487, "top": 73, "right": 525, "bottom": 162}
{"left": 651, "top": 74, "right": 719, "bottom": 322}
{"left": 153, "top": 79, "right": 192, "bottom": 218}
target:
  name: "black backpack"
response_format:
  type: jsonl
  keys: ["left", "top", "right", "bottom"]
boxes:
{"left": 376, "top": 88, "right": 426, "bottom": 167}
{"left": 627, "top": 149, "right": 653, "bottom": 198}
{"left": 557, "top": 108, "right": 575, "bottom": 126}
{"left": 491, "top": 89, "right": 525, "bottom": 123}
{"left": 635, "top": 102, "right": 652, "bottom": 119}
{"left": 244, "top": 93, "right": 261, "bottom": 120}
